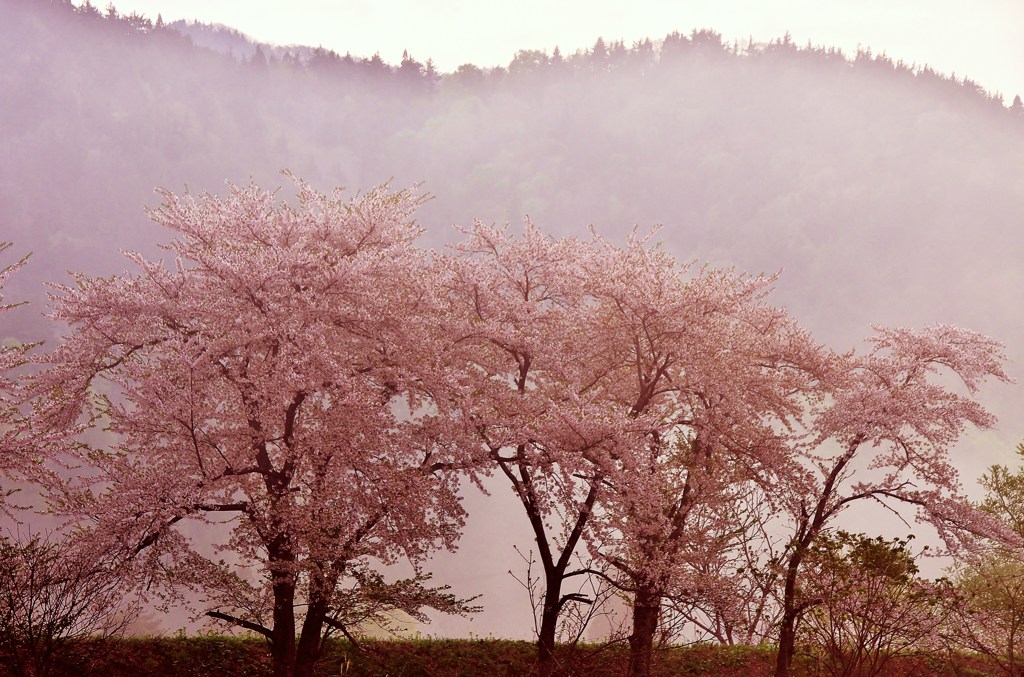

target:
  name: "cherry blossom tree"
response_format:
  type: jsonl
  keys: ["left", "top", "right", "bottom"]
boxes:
{"left": 439, "top": 225, "right": 822, "bottom": 677}
{"left": 0, "top": 244, "right": 33, "bottom": 507}
{"left": 556, "top": 247, "right": 1010, "bottom": 677}
{"left": 0, "top": 244, "right": 28, "bottom": 375}
{"left": 24, "top": 178, "right": 475, "bottom": 677}
{"left": 772, "top": 324, "right": 1011, "bottom": 677}
{"left": 438, "top": 223, "right": 634, "bottom": 677}
{"left": 576, "top": 244, "right": 824, "bottom": 677}
{"left": 0, "top": 245, "right": 29, "bottom": 391}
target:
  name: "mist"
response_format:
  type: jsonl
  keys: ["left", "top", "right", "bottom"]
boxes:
{"left": 2, "top": 0, "right": 1024, "bottom": 642}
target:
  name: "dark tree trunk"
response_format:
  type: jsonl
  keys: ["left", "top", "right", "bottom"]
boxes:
{"left": 774, "top": 443, "right": 859, "bottom": 677}
{"left": 774, "top": 607, "right": 798, "bottom": 677}
{"left": 294, "top": 596, "right": 328, "bottom": 677}
{"left": 537, "top": 582, "right": 561, "bottom": 677}
{"left": 270, "top": 574, "right": 297, "bottom": 677}
{"left": 496, "top": 442, "right": 602, "bottom": 677}
{"left": 266, "top": 496, "right": 299, "bottom": 677}
{"left": 775, "top": 539, "right": 806, "bottom": 677}
{"left": 627, "top": 587, "right": 661, "bottom": 677}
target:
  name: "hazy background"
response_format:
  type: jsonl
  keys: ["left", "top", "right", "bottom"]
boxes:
{"left": 2, "top": 0, "right": 1023, "bottom": 639}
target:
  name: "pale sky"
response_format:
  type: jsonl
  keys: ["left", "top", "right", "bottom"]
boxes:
{"left": 101, "top": 0, "right": 1024, "bottom": 100}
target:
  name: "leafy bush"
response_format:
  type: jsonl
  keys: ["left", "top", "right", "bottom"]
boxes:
{"left": 0, "top": 533, "right": 129, "bottom": 677}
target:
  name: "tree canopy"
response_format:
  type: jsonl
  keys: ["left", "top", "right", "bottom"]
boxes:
{"left": 24, "top": 178, "right": 475, "bottom": 677}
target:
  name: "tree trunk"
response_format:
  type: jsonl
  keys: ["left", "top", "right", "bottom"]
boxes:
{"left": 774, "top": 607, "right": 798, "bottom": 677}
{"left": 501, "top": 456, "right": 601, "bottom": 677}
{"left": 775, "top": 547, "right": 804, "bottom": 677}
{"left": 266, "top": 507, "right": 299, "bottom": 677}
{"left": 537, "top": 581, "right": 562, "bottom": 677}
{"left": 294, "top": 598, "right": 328, "bottom": 677}
{"left": 627, "top": 587, "right": 661, "bottom": 677}
{"left": 270, "top": 575, "right": 297, "bottom": 677}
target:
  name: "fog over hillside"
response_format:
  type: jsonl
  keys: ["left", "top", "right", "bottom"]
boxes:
{"left": 2, "top": 0, "right": 1024, "bottom": 639}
